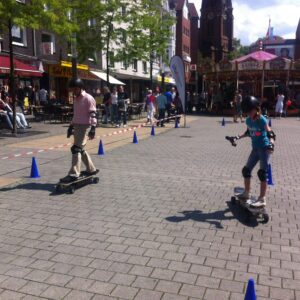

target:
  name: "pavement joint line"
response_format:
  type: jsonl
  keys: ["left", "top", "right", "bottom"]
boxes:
{"left": 0, "top": 114, "right": 181, "bottom": 161}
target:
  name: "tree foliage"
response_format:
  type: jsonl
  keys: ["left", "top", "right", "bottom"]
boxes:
{"left": 228, "top": 38, "right": 250, "bottom": 60}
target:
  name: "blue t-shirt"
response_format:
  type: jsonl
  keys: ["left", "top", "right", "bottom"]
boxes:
{"left": 246, "top": 115, "right": 270, "bottom": 149}
{"left": 164, "top": 91, "right": 173, "bottom": 104}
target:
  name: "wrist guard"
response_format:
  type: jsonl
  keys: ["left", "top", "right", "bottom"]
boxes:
{"left": 267, "top": 142, "right": 274, "bottom": 152}
{"left": 225, "top": 136, "right": 239, "bottom": 147}
{"left": 67, "top": 125, "right": 74, "bottom": 138}
{"left": 88, "top": 126, "right": 96, "bottom": 139}
{"left": 267, "top": 130, "right": 276, "bottom": 141}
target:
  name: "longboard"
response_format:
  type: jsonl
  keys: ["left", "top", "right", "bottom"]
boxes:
{"left": 56, "top": 171, "right": 99, "bottom": 194}
{"left": 231, "top": 187, "right": 269, "bottom": 223}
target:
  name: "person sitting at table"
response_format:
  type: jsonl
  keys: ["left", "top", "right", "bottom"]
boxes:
{"left": 0, "top": 109, "right": 13, "bottom": 130}
{"left": 0, "top": 97, "right": 31, "bottom": 129}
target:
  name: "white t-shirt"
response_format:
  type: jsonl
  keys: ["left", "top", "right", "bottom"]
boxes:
{"left": 111, "top": 93, "right": 118, "bottom": 105}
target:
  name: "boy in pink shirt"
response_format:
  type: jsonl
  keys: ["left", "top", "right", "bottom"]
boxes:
{"left": 60, "top": 78, "right": 98, "bottom": 183}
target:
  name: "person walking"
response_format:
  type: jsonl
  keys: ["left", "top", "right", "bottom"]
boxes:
{"left": 156, "top": 88, "right": 168, "bottom": 127}
{"left": 233, "top": 90, "right": 243, "bottom": 123}
{"left": 146, "top": 90, "right": 156, "bottom": 124}
{"left": 60, "top": 78, "right": 98, "bottom": 183}
{"left": 164, "top": 87, "right": 173, "bottom": 122}
{"left": 174, "top": 92, "right": 183, "bottom": 126}
{"left": 275, "top": 92, "right": 285, "bottom": 119}
{"left": 118, "top": 86, "right": 129, "bottom": 127}
{"left": 111, "top": 87, "right": 119, "bottom": 126}
{"left": 103, "top": 86, "right": 111, "bottom": 124}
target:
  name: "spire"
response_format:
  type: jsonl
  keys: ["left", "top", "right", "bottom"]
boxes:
{"left": 266, "top": 18, "right": 271, "bottom": 39}
{"left": 296, "top": 18, "right": 300, "bottom": 39}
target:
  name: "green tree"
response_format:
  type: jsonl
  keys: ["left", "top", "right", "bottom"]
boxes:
{"left": 228, "top": 38, "right": 250, "bottom": 60}
{"left": 0, "top": 0, "right": 74, "bottom": 134}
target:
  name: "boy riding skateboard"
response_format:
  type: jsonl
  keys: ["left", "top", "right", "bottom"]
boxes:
{"left": 60, "top": 78, "right": 99, "bottom": 183}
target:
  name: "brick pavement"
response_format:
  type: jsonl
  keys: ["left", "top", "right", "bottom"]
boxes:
{"left": 0, "top": 116, "right": 300, "bottom": 299}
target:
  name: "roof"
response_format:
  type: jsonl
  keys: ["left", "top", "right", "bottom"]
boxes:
{"left": 232, "top": 50, "right": 277, "bottom": 63}
{"left": 188, "top": 3, "right": 199, "bottom": 18}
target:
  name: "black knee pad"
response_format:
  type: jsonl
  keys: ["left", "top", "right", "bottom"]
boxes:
{"left": 242, "top": 166, "right": 251, "bottom": 178}
{"left": 71, "top": 145, "right": 82, "bottom": 155}
{"left": 257, "top": 169, "right": 268, "bottom": 182}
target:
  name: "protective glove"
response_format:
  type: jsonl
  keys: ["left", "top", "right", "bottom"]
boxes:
{"left": 67, "top": 125, "right": 74, "bottom": 138}
{"left": 266, "top": 142, "right": 274, "bottom": 153}
{"left": 88, "top": 126, "right": 96, "bottom": 140}
{"left": 225, "top": 135, "right": 239, "bottom": 147}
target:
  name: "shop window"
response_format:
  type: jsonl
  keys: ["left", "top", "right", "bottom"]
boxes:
{"left": 132, "top": 59, "right": 138, "bottom": 72}
{"left": 41, "top": 33, "right": 55, "bottom": 55}
{"left": 143, "top": 61, "right": 148, "bottom": 74}
{"left": 12, "top": 26, "right": 27, "bottom": 47}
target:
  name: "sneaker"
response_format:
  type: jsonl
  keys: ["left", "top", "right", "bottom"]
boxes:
{"left": 236, "top": 191, "right": 250, "bottom": 201}
{"left": 250, "top": 196, "right": 266, "bottom": 208}
{"left": 60, "top": 175, "right": 78, "bottom": 183}
{"left": 87, "top": 169, "right": 99, "bottom": 176}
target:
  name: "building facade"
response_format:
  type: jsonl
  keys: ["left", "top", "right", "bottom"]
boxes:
{"left": 199, "top": 0, "right": 234, "bottom": 63}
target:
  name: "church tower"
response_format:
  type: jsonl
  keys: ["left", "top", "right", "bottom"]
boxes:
{"left": 295, "top": 18, "right": 300, "bottom": 60}
{"left": 199, "top": 0, "right": 234, "bottom": 63}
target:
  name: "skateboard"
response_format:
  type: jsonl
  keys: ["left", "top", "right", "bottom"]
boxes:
{"left": 231, "top": 187, "right": 269, "bottom": 223}
{"left": 55, "top": 171, "right": 99, "bottom": 194}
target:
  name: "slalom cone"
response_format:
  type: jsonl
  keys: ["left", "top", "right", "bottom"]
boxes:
{"left": 98, "top": 139, "right": 105, "bottom": 156}
{"left": 175, "top": 119, "right": 179, "bottom": 128}
{"left": 244, "top": 278, "right": 257, "bottom": 300}
{"left": 267, "top": 164, "right": 274, "bottom": 186}
{"left": 133, "top": 131, "right": 138, "bottom": 144}
{"left": 222, "top": 117, "right": 226, "bottom": 126}
{"left": 151, "top": 125, "right": 155, "bottom": 136}
{"left": 30, "top": 157, "right": 40, "bottom": 178}
{"left": 268, "top": 118, "right": 272, "bottom": 127}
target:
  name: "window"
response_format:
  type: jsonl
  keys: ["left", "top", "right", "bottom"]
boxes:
{"left": 132, "top": 59, "right": 138, "bottom": 72}
{"left": 16, "top": 0, "right": 25, "bottom": 3}
{"left": 12, "top": 26, "right": 27, "bottom": 46}
{"left": 143, "top": 61, "right": 148, "bottom": 73}
{"left": 108, "top": 51, "right": 115, "bottom": 68}
{"left": 88, "top": 18, "right": 96, "bottom": 27}
{"left": 121, "top": 6, "right": 126, "bottom": 16}
{"left": 121, "top": 30, "right": 127, "bottom": 44}
{"left": 41, "top": 33, "right": 55, "bottom": 55}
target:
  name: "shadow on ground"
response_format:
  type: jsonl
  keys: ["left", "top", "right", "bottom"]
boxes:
{"left": 0, "top": 130, "right": 48, "bottom": 138}
{"left": 0, "top": 182, "right": 56, "bottom": 194}
{"left": 166, "top": 209, "right": 234, "bottom": 229}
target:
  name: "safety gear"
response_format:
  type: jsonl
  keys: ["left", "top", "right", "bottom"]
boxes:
{"left": 242, "top": 166, "right": 251, "bottom": 178}
{"left": 266, "top": 142, "right": 274, "bottom": 152}
{"left": 90, "top": 111, "right": 97, "bottom": 119}
{"left": 241, "top": 96, "right": 260, "bottom": 113}
{"left": 257, "top": 169, "right": 268, "bottom": 182}
{"left": 68, "top": 78, "right": 84, "bottom": 89}
{"left": 67, "top": 125, "right": 74, "bottom": 138}
{"left": 267, "top": 130, "right": 276, "bottom": 141}
{"left": 88, "top": 126, "right": 96, "bottom": 140}
{"left": 71, "top": 145, "right": 83, "bottom": 155}
{"left": 250, "top": 196, "right": 266, "bottom": 208}
{"left": 226, "top": 136, "right": 239, "bottom": 147}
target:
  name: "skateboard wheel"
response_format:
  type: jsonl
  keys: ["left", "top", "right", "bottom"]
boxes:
{"left": 262, "top": 214, "right": 269, "bottom": 224}
{"left": 93, "top": 177, "right": 100, "bottom": 184}
{"left": 231, "top": 196, "right": 236, "bottom": 204}
{"left": 69, "top": 186, "right": 75, "bottom": 194}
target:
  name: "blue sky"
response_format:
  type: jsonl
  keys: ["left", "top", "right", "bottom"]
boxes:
{"left": 189, "top": 0, "right": 300, "bottom": 45}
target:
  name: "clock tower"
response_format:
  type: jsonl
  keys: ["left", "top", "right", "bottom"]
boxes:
{"left": 199, "top": 0, "right": 234, "bottom": 63}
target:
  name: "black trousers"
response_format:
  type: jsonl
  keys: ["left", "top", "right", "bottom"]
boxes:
{"left": 158, "top": 109, "right": 166, "bottom": 127}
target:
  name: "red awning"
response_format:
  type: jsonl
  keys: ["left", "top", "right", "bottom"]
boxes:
{"left": 0, "top": 55, "right": 43, "bottom": 77}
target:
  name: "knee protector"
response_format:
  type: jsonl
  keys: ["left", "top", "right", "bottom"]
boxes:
{"left": 242, "top": 166, "right": 251, "bottom": 178}
{"left": 71, "top": 145, "right": 82, "bottom": 155}
{"left": 257, "top": 169, "right": 268, "bottom": 182}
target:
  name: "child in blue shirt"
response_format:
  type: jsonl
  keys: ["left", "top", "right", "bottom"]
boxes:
{"left": 227, "top": 96, "right": 276, "bottom": 208}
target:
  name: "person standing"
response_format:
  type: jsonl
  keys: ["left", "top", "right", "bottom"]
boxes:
{"left": 103, "top": 86, "right": 111, "bottom": 124}
{"left": 164, "top": 87, "right": 173, "bottom": 122}
{"left": 16, "top": 84, "right": 25, "bottom": 112}
{"left": 60, "top": 79, "right": 98, "bottom": 183}
{"left": 111, "top": 87, "right": 119, "bottom": 126}
{"left": 233, "top": 90, "right": 243, "bottom": 123}
{"left": 39, "top": 87, "right": 48, "bottom": 106}
{"left": 275, "top": 92, "right": 285, "bottom": 119}
{"left": 174, "top": 92, "right": 183, "bottom": 126}
{"left": 156, "top": 88, "right": 167, "bottom": 127}
{"left": 118, "top": 86, "right": 129, "bottom": 127}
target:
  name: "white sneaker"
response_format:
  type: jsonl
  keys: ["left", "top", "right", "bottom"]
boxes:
{"left": 236, "top": 191, "right": 250, "bottom": 201}
{"left": 250, "top": 196, "right": 266, "bottom": 208}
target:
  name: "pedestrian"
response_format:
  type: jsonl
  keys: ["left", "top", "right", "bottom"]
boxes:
{"left": 60, "top": 78, "right": 98, "bottom": 183}
{"left": 118, "top": 85, "right": 129, "bottom": 127}
{"left": 227, "top": 96, "right": 276, "bottom": 207}
{"left": 174, "top": 92, "right": 183, "bottom": 126}
{"left": 39, "top": 87, "right": 48, "bottom": 106}
{"left": 16, "top": 83, "right": 25, "bottom": 112}
{"left": 156, "top": 88, "right": 167, "bottom": 127}
{"left": 164, "top": 87, "right": 173, "bottom": 122}
{"left": 146, "top": 89, "right": 156, "bottom": 124}
{"left": 111, "top": 87, "right": 119, "bottom": 126}
{"left": 233, "top": 90, "right": 243, "bottom": 123}
{"left": 275, "top": 92, "right": 285, "bottom": 119}
{"left": 103, "top": 86, "right": 111, "bottom": 124}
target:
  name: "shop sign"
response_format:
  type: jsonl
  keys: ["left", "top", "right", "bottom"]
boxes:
{"left": 269, "top": 58, "right": 287, "bottom": 70}
{"left": 238, "top": 60, "right": 263, "bottom": 71}
{"left": 49, "top": 65, "right": 97, "bottom": 80}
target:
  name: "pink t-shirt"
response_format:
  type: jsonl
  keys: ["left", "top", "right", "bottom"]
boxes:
{"left": 72, "top": 91, "right": 97, "bottom": 126}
